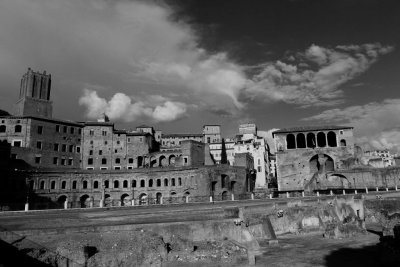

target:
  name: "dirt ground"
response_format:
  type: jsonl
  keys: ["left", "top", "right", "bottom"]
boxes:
{"left": 168, "top": 232, "right": 398, "bottom": 267}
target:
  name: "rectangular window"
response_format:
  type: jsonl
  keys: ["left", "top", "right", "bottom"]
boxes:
{"left": 88, "top": 158, "right": 93, "bottom": 165}
{"left": 56, "top": 125, "right": 60, "bottom": 132}
{"left": 69, "top": 145, "right": 74, "bottom": 153}
{"left": 53, "top": 143, "right": 59, "bottom": 151}
{"left": 35, "top": 156, "right": 41, "bottom": 164}
{"left": 37, "top": 125, "right": 43, "bottom": 134}
{"left": 13, "top": 141, "right": 21, "bottom": 147}
{"left": 89, "top": 129, "right": 94, "bottom": 136}
{"left": 53, "top": 157, "right": 58, "bottom": 165}
{"left": 90, "top": 140, "right": 93, "bottom": 145}
{"left": 102, "top": 130, "right": 107, "bottom": 136}
{"left": 114, "top": 166, "right": 121, "bottom": 170}
{"left": 114, "top": 149, "right": 117, "bottom": 153}
{"left": 128, "top": 138, "right": 131, "bottom": 143}
{"left": 100, "top": 167, "right": 108, "bottom": 170}
{"left": 258, "top": 166, "right": 261, "bottom": 172}
{"left": 139, "top": 137, "right": 143, "bottom": 142}
{"left": 11, "top": 154, "right": 17, "bottom": 159}
{"left": 117, "top": 140, "right": 120, "bottom": 145}
{"left": 99, "top": 150, "right": 102, "bottom": 155}
{"left": 127, "top": 166, "right": 133, "bottom": 170}
{"left": 78, "top": 129, "right": 82, "bottom": 135}
{"left": 128, "top": 158, "right": 133, "bottom": 164}
{"left": 86, "top": 167, "right": 94, "bottom": 170}
{"left": 104, "top": 141, "right": 108, "bottom": 145}
{"left": 62, "top": 144, "right": 66, "bottom": 152}
{"left": 63, "top": 126, "right": 67, "bottom": 133}
{"left": 70, "top": 127, "right": 74, "bottom": 134}
{"left": 61, "top": 158, "right": 66, "bottom": 165}
{"left": 89, "top": 150, "right": 93, "bottom": 155}
{"left": 76, "top": 146, "right": 81, "bottom": 153}
{"left": 68, "top": 159, "right": 73, "bottom": 165}
{"left": 36, "top": 141, "right": 42, "bottom": 149}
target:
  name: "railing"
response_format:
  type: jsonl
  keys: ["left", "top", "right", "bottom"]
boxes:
{"left": 1, "top": 186, "right": 400, "bottom": 212}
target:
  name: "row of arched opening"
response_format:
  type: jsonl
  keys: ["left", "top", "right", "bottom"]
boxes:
{"left": 286, "top": 131, "right": 346, "bottom": 149}
{"left": 37, "top": 177, "right": 186, "bottom": 190}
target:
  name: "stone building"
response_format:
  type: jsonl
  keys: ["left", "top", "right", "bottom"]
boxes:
{"left": 81, "top": 121, "right": 154, "bottom": 170}
{"left": 160, "top": 133, "right": 203, "bottom": 151}
{"left": 272, "top": 126, "right": 355, "bottom": 193}
{"left": 203, "top": 125, "right": 221, "bottom": 144}
{"left": 0, "top": 68, "right": 83, "bottom": 169}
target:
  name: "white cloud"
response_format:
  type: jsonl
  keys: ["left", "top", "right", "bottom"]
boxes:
{"left": 245, "top": 43, "right": 394, "bottom": 107}
{"left": 303, "top": 99, "right": 400, "bottom": 152}
{"left": 79, "top": 89, "right": 187, "bottom": 123}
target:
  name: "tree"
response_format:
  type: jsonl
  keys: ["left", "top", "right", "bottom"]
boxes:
{"left": 220, "top": 138, "right": 228, "bottom": 164}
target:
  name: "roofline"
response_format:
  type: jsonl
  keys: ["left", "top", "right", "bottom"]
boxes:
{"left": 0, "top": 115, "right": 84, "bottom": 127}
{"left": 272, "top": 126, "right": 354, "bottom": 136}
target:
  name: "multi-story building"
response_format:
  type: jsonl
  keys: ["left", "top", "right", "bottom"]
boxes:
{"left": 363, "top": 150, "right": 397, "bottom": 168}
{"left": 203, "top": 125, "right": 221, "bottom": 144}
{"left": 209, "top": 138, "right": 235, "bottom": 164}
{"left": 160, "top": 133, "right": 203, "bottom": 151}
{"left": 0, "top": 68, "right": 83, "bottom": 169}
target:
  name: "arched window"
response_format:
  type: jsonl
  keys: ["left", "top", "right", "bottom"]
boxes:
{"left": 14, "top": 125, "right": 22, "bottom": 133}
{"left": 317, "top": 132, "right": 326, "bottom": 147}
{"left": 51, "top": 181, "right": 56, "bottom": 189}
{"left": 114, "top": 180, "right": 119, "bottom": 188}
{"left": 123, "top": 180, "right": 128, "bottom": 188}
{"left": 93, "top": 181, "right": 99, "bottom": 189}
{"left": 132, "top": 180, "right": 137, "bottom": 188}
{"left": 40, "top": 181, "right": 45, "bottom": 189}
{"left": 104, "top": 180, "right": 109, "bottom": 188}
{"left": 101, "top": 158, "right": 107, "bottom": 165}
{"left": 140, "top": 180, "right": 145, "bottom": 187}
{"left": 61, "top": 181, "right": 66, "bottom": 189}
{"left": 157, "top": 179, "right": 161, "bottom": 187}
{"left": 83, "top": 180, "right": 88, "bottom": 189}
{"left": 72, "top": 181, "right": 77, "bottom": 189}
{"left": 307, "top": 133, "right": 316, "bottom": 148}
{"left": 164, "top": 178, "right": 169, "bottom": 187}
{"left": 296, "top": 133, "right": 306, "bottom": 148}
{"left": 178, "top": 178, "right": 182, "bottom": 186}
{"left": 340, "top": 139, "right": 347, "bottom": 147}
{"left": 0, "top": 125, "right": 6, "bottom": 133}
{"left": 327, "top": 131, "right": 337, "bottom": 147}
{"left": 149, "top": 179, "right": 153, "bottom": 187}
{"left": 171, "top": 178, "right": 176, "bottom": 186}
{"left": 286, "top": 134, "right": 296, "bottom": 149}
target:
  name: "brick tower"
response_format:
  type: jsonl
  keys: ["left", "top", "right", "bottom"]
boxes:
{"left": 15, "top": 68, "right": 53, "bottom": 118}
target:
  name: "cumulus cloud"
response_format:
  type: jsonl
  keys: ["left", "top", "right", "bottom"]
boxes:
{"left": 245, "top": 43, "right": 394, "bottom": 107}
{"left": 79, "top": 89, "right": 187, "bottom": 123}
{"left": 0, "top": 0, "right": 394, "bottom": 122}
{"left": 303, "top": 99, "right": 400, "bottom": 152}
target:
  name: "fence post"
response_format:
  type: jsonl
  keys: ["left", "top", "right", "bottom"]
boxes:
{"left": 366, "top": 187, "right": 369, "bottom": 194}
{"left": 209, "top": 196, "right": 213, "bottom": 202}
{"left": 131, "top": 199, "right": 135, "bottom": 206}
{"left": 330, "top": 190, "right": 333, "bottom": 196}
{"left": 251, "top": 193, "right": 255, "bottom": 200}
{"left": 186, "top": 196, "right": 189, "bottom": 203}
{"left": 396, "top": 185, "right": 398, "bottom": 191}
{"left": 355, "top": 190, "right": 358, "bottom": 195}
{"left": 302, "top": 191, "right": 305, "bottom": 197}
{"left": 386, "top": 188, "right": 389, "bottom": 192}
{"left": 24, "top": 202, "right": 29, "bottom": 211}
{"left": 343, "top": 189, "right": 346, "bottom": 195}
{"left": 64, "top": 199, "right": 68, "bottom": 209}
{"left": 231, "top": 194, "right": 235, "bottom": 201}
{"left": 286, "top": 192, "right": 290, "bottom": 198}
{"left": 376, "top": 187, "right": 379, "bottom": 192}
{"left": 316, "top": 191, "right": 320, "bottom": 197}
{"left": 270, "top": 193, "right": 273, "bottom": 199}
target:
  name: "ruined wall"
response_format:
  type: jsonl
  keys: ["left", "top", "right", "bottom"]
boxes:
{"left": 274, "top": 128, "right": 355, "bottom": 191}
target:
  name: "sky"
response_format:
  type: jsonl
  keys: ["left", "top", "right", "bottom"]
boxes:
{"left": 0, "top": 0, "right": 400, "bottom": 152}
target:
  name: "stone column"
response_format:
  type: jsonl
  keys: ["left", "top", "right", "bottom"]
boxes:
{"left": 24, "top": 202, "right": 29, "bottom": 211}
{"left": 64, "top": 199, "right": 68, "bottom": 209}
{"left": 231, "top": 194, "right": 235, "bottom": 201}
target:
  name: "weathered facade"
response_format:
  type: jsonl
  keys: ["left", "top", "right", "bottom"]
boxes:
{"left": 273, "top": 126, "right": 355, "bottom": 192}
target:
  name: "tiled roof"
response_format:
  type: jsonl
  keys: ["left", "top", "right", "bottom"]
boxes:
{"left": 0, "top": 115, "right": 84, "bottom": 126}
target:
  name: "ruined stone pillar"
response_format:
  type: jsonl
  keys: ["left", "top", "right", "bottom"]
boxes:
{"left": 355, "top": 190, "right": 358, "bottom": 195}
{"left": 64, "top": 199, "right": 68, "bottom": 209}
{"left": 317, "top": 191, "right": 320, "bottom": 197}
{"left": 131, "top": 199, "right": 135, "bottom": 206}
{"left": 209, "top": 196, "right": 213, "bottom": 202}
{"left": 365, "top": 187, "right": 369, "bottom": 194}
{"left": 231, "top": 194, "right": 235, "bottom": 201}
{"left": 160, "top": 197, "right": 164, "bottom": 205}
{"left": 24, "top": 202, "right": 29, "bottom": 211}
{"left": 330, "top": 190, "right": 333, "bottom": 196}
{"left": 185, "top": 196, "right": 189, "bottom": 203}
{"left": 302, "top": 191, "right": 305, "bottom": 197}
{"left": 286, "top": 192, "right": 289, "bottom": 198}
{"left": 251, "top": 193, "right": 255, "bottom": 200}
{"left": 343, "top": 189, "right": 346, "bottom": 195}
{"left": 100, "top": 199, "right": 104, "bottom": 208}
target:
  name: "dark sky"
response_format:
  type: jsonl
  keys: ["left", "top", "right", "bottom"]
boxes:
{"left": 0, "top": 0, "right": 399, "bottom": 151}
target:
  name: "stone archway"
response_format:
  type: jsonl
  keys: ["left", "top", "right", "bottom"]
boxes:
{"left": 104, "top": 194, "right": 112, "bottom": 207}
{"left": 120, "top": 194, "right": 130, "bottom": 206}
{"left": 159, "top": 155, "right": 167, "bottom": 167}
{"left": 156, "top": 192, "right": 162, "bottom": 204}
{"left": 57, "top": 195, "right": 67, "bottom": 208}
{"left": 169, "top": 155, "right": 176, "bottom": 165}
{"left": 80, "top": 194, "right": 90, "bottom": 208}
{"left": 221, "top": 191, "right": 229, "bottom": 201}
{"left": 139, "top": 193, "right": 148, "bottom": 205}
